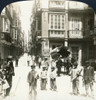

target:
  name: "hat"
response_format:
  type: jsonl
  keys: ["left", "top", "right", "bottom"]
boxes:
{"left": 73, "top": 61, "right": 78, "bottom": 66}
{"left": 51, "top": 67, "right": 55, "bottom": 70}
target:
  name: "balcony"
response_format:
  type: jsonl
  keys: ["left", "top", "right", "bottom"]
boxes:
{"left": 49, "top": 1, "right": 65, "bottom": 10}
{"left": 49, "top": 5, "right": 65, "bottom": 9}
{"left": 68, "top": 30, "right": 83, "bottom": 38}
{"left": 49, "top": 30, "right": 65, "bottom": 38}
{"left": 1, "top": 32, "right": 12, "bottom": 43}
{"left": 68, "top": 2, "right": 87, "bottom": 10}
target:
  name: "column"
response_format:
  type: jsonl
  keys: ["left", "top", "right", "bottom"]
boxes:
{"left": 64, "top": 1, "right": 68, "bottom": 47}
{"left": 65, "top": 12, "right": 68, "bottom": 47}
{"left": 78, "top": 46, "right": 82, "bottom": 66}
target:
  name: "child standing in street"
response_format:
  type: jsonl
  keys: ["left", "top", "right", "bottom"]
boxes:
{"left": 50, "top": 67, "right": 57, "bottom": 91}
{"left": 40, "top": 66, "right": 47, "bottom": 90}
{"left": 0, "top": 66, "right": 9, "bottom": 98}
{"left": 70, "top": 62, "right": 80, "bottom": 95}
{"left": 27, "top": 65, "right": 39, "bottom": 100}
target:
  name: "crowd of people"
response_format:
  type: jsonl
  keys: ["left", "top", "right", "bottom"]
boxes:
{"left": 0, "top": 54, "right": 95, "bottom": 100}
{"left": 0, "top": 56, "right": 15, "bottom": 98}
{"left": 27, "top": 55, "right": 95, "bottom": 100}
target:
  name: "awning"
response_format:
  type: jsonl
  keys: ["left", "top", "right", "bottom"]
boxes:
{"left": 1, "top": 40, "right": 11, "bottom": 46}
{"left": 50, "top": 46, "right": 70, "bottom": 60}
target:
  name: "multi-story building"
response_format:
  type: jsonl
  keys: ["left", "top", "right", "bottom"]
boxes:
{"left": 30, "top": 0, "right": 96, "bottom": 66}
{"left": 0, "top": 3, "right": 24, "bottom": 63}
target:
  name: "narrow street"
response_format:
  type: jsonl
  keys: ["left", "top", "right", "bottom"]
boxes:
{"left": 2, "top": 53, "right": 96, "bottom": 100}
{"left": 0, "top": 1, "right": 96, "bottom": 100}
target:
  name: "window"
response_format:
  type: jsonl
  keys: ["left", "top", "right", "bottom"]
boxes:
{"left": 70, "top": 17, "right": 82, "bottom": 30}
{"left": 58, "top": 31, "right": 60, "bottom": 34}
{"left": 14, "top": 30, "right": 17, "bottom": 39}
{"left": 62, "top": 15, "right": 64, "bottom": 29}
{"left": 55, "top": 15, "right": 57, "bottom": 29}
{"left": 51, "top": 15, "right": 53, "bottom": 29}
{"left": 5, "top": 19, "right": 10, "bottom": 32}
{"left": 69, "top": 17, "right": 82, "bottom": 34}
{"left": 58, "top": 15, "right": 60, "bottom": 29}
{"left": 50, "top": 1, "right": 65, "bottom": 7}
{"left": 89, "top": 45, "right": 95, "bottom": 59}
{"left": 51, "top": 31, "right": 53, "bottom": 34}
{"left": 2, "top": 17, "right": 5, "bottom": 32}
{"left": 49, "top": 14, "right": 65, "bottom": 30}
{"left": 38, "top": 20, "right": 41, "bottom": 30}
{"left": 71, "top": 47, "right": 79, "bottom": 60}
{"left": 1, "top": 17, "right": 10, "bottom": 32}
{"left": 15, "top": 19, "right": 18, "bottom": 27}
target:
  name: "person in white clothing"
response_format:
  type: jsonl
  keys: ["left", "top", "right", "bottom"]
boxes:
{"left": 40, "top": 66, "right": 47, "bottom": 90}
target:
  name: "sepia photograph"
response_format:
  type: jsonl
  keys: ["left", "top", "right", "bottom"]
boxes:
{"left": 0, "top": 0, "right": 96, "bottom": 100}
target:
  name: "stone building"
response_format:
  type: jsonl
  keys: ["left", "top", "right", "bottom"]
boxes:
{"left": 30, "top": 0, "right": 96, "bottom": 66}
{"left": 0, "top": 3, "right": 24, "bottom": 63}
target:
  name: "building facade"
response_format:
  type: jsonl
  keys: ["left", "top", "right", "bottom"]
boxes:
{"left": 30, "top": 0, "right": 96, "bottom": 66}
{"left": 0, "top": 3, "right": 24, "bottom": 63}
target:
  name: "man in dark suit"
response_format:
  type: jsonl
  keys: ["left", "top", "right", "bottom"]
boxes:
{"left": 83, "top": 61, "right": 94, "bottom": 97}
{"left": 6, "top": 59, "right": 15, "bottom": 96}
{"left": 56, "top": 58, "right": 62, "bottom": 76}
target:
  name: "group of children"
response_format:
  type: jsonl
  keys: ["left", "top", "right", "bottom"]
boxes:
{"left": 27, "top": 56, "right": 95, "bottom": 100}
{"left": 0, "top": 63, "right": 10, "bottom": 98}
{"left": 40, "top": 65, "right": 57, "bottom": 91}
{"left": 0, "top": 57, "right": 15, "bottom": 98}
{"left": 27, "top": 59, "right": 57, "bottom": 100}
{"left": 70, "top": 61, "right": 95, "bottom": 97}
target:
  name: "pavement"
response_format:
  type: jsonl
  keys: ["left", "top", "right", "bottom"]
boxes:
{"left": 1, "top": 53, "right": 96, "bottom": 100}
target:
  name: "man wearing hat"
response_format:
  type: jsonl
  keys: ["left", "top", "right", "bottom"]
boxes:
{"left": 6, "top": 56, "right": 15, "bottom": 96}
{"left": 70, "top": 61, "right": 80, "bottom": 95}
{"left": 27, "top": 64, "right": 39, "bottom": 100}
{"left": 83, "top": 61, "right": 94, "bottom": 97}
